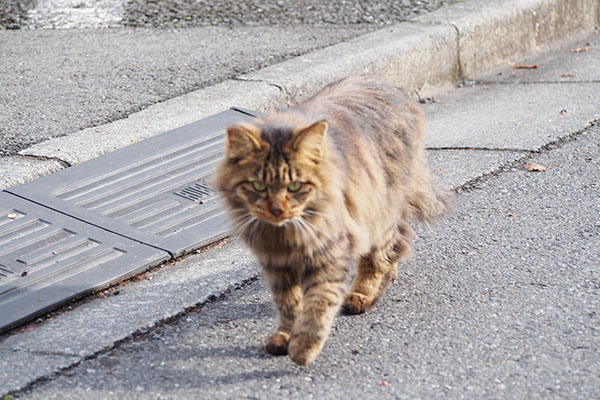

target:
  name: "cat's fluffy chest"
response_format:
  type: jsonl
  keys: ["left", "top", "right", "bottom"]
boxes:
{"left": 247, "top": 212, "right": 349, "bottom": 268}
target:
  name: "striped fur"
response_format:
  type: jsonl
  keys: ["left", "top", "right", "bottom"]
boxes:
{"left": 213, "top": 75, "right": 452, "bottom": 366}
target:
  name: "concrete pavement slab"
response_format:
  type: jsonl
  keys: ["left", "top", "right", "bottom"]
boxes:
{"left": 0, "top": 144, "right": 520, "bottom": 395}
{"left": 4, "top": 0, "right": 596, "bottom": 186}
{"left": 17, "top": 125, "right": 600, "bottom": 399}
{"left": 423, "top": 81, "right": 600, "bottom": 150}
{"left": 481, "top": 31, "right": 600, "bottom": 83}
{"left": 426, "top": 149, "right": 527, "bottom": 189}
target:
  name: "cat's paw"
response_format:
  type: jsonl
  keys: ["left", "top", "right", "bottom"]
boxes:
{"left": 265, "top": 331, "right": 290, "bottom": 356}
{"left": 288, "top": 334, "right": 323, "bottom": 366}
{"left": 342, "top": 292, "right": 371, "bottom": 315}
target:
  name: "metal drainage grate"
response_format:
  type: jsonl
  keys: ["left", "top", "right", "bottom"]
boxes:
{"left": 1, "top": 107, "right": 260, "bottom": 332}
{"left": 8, "top": 108, "right": 259, "bottom": 257}
{"left": 174, "top": 181, "right": 217, "bottom": 204}
{"left": 0, "top": 191, "right": 169, "bottom": 333}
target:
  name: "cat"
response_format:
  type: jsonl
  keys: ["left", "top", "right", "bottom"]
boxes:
{"left": 213, "top": 74, "right": 452, "bottom": 366}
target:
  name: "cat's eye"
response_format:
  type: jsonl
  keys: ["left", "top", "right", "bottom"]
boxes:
{"left": 287, "top": 181, "right": 302, "bottom": 192}
{"left": 252, "top": 181, "right": 267, "bottom": 192}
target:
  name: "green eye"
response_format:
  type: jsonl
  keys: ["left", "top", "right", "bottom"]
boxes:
{"left": 288, "top": 181, "right": 302, "bottom": 192}
{"left": 252, "top": 181, "right": 267, "bottom": 192}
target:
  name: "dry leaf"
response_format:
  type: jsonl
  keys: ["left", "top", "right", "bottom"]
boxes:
{"left": 507, "top": 213, "right": 517, "bottom": 217}
{"left": 571, "top": 47, "right": 589, "bottom": 53}
{"left": 381, "top": 381, "right": 389, "bottom": 387}
{"left": 511, "top": 64, "right": 538, "bottom": 70}
{"left": 525, "top": 163, "right": 547, "bottom": 172}
{"left": 19, "top": 324, "right": 37, "bottom": 333}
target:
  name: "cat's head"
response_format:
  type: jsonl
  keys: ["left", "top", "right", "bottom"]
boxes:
{"left": 214, "top": 116, "right": 329, "bottom": 228}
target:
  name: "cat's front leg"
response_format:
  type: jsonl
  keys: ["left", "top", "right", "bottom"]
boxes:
{"left": 288, "top": 261, "right": 349, "bottom": 366}
{"left": 263, "top": 265, "right": 303, "bottom": 356}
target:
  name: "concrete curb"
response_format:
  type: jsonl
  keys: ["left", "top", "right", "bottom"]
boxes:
{"left": 416, "top": 0, "right": 600, "bottom": 78}
{"left": 2, "top": 0, "right": 596, "bottom": 191}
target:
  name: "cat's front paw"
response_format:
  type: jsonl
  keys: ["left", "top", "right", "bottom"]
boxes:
{"left": 266, "top": 331, "right": 290, "bottom": 356}
{"left": 342, "top": 292, "right": 371, "bottom": 315}
{"left": 288, "top": 334, "right": 323, "bottom": 366}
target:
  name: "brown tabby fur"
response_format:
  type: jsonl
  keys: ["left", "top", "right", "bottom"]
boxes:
{"left": 213, "top": 75, "right": 452, "bottom": 366}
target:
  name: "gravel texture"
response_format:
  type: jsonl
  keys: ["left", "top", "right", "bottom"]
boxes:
{"left": 0, "top": 0, "right": 462, "bottom": 29}
{"left": 123, "top": 0, "right": 462, "bottom": 28}
{"left": 0, "top": 0, "right": 36, "bottom": 29}
{"left": 26, "top": 0, "right": 125, "bottom": 29}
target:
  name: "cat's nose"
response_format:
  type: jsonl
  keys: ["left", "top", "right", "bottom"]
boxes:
{"left": 270, "top": 207, "right": 283, "bottom": 217}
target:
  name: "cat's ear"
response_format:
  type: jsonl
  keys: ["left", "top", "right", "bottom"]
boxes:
{"left": 226, "top": 123, "right": 262, "bottom": 159}
{"left": 290, "top": 120, "right": 328, "bottom": 159}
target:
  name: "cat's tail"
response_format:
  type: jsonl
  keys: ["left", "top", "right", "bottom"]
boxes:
{"left": 408, "top": 175, "right": 455, "bottom": 225}
{"left": 405, "top": 101, "right": 454, "bottom": 224}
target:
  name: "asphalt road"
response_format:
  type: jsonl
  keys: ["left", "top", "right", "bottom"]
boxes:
{"left": 0, "top": 0, "right": 460, "bottom": 156}
{"left": 0, "top": 25, "right": 370, "bottom": 156}
{"left": 18, "top": 123, "right": 600, "bottom": 399}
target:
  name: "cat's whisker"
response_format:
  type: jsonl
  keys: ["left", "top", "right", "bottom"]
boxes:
{"left": 234, "top": 215, "right": 257, "bottom": 237}
{"left": 232, "top": 213, "right": 251, "bottom": 227}
{"left": 291, "top": 219, "right": 312, "bottom": 246}
{"left": 248, "top": 219, "right": 260, "bottom": 245}
{"left": 301, "top": 215, "right": 333, "bottom": 242}
{"left": 230, "top": 212, "right": 252, "bottom": 224}
{"left": 296, "top": 217, "right": 321, "bottom": 248}
{"left": 289, "top": 218, "right": 306, "bottom": 243}
{"left": 289, "top": 219, "right": 301, "bottom": 241}
{"left": 304, "top": 209, "right": 333, "bottom": 222}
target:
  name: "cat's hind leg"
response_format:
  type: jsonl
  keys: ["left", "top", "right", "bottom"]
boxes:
{"left": 342, "top": 222, "right": 414, "bottom": 314}
{"left": 263, "top": 266, "right": 303, "bottom": 356}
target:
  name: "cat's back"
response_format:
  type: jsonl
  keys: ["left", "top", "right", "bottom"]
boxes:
{"left": 295, "top": 75, "right": 423, "bottom": 148}
{"left": 292, "top": 75, "right": 423, "bottom": 172}
{"left": 298, "top": 75, "right": 417, "bottom": 118}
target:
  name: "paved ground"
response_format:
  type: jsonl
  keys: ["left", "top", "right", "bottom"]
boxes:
{"left": 0, "top": 0, "right": 460, "bottom": 156}
{"left": 1, "top": 0, "right": 599, "bottom": 398}
{"left": 0, "top": 26, "right": 371, "bottom": 156}
{"left": 5, "top": 28, "right": 600, "bottom": 398}
{"left": 16, "top": 114, "right": 600, "bottom": 400}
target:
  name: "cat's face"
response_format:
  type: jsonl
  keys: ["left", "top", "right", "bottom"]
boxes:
{"left": 215, "top": 120, "right": 328, "bottom": 227}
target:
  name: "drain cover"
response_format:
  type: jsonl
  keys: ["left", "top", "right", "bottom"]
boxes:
{"left": 0, "top": 192, "right": 169, "bottom": 333}
{"left": 8, "top": 108, "right": 259, "bottom": 257}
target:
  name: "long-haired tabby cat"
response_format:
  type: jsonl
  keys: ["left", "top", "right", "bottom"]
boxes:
{"left": 214, "top": 74, "right": 452, "bottom": 366}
